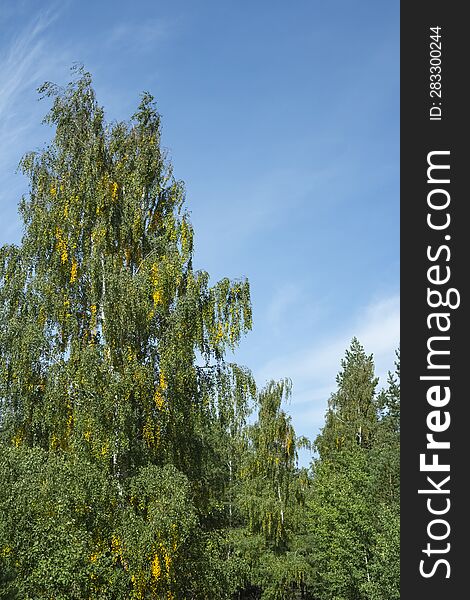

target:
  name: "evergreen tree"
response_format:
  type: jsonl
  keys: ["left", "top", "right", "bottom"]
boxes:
{"left": 314, "top": 337, "right": 379, "bottom": 460}
{"left": 306, "top": 339, "right": 399, "bottom": 600}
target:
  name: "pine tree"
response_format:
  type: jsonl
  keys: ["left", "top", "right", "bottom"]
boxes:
{"left": 314, "top": 337, "right": 379, "bottom": 460}
{"left": 306, "top": 341, "right": 399, "bottom": 600}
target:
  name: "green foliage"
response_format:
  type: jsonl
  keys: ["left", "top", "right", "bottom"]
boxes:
{"left": 1, "top": 68, "right": 253, "bottom": 476}
{"left": 233, "top": 381, "right": 310, "bottom": 599}
{"left": 306, "top": 449, "right": 376, "bottom": 600}
{"left": 305, "top": 340, "right": 400, "bottom": 600}
{"left": 0, "top": 445, "right": 115, "bottom": 599}
{"left": 0, "top": 69, "right": 399, "bottom": 599}
{"left": 0, "top": 67, "right": 254, "bottom": 598}
{"left": 361, "top": 504, "right": 400, "bottom": 600}
{"left": 240, "top": 380, "right": 298, "bottom": 547}
{"left": 315, "top": 338, "right": 379, "bottom": 460}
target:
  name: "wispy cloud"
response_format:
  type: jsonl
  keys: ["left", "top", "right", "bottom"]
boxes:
{"left": 0, "top": 5, "right": 64, "bottom": 241}
{"left": 0, "top": 8, "right": 59, "bottom": 120}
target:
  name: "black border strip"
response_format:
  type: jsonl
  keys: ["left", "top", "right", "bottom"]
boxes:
{"left": 401, "top": 3, "right": 467, "bottom": 597}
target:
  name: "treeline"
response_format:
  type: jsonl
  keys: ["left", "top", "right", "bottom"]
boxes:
{"left": 0, "top": 70, "right": 399, "bottom": 600}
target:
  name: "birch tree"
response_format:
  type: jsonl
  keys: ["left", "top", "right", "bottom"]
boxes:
{"left": 0, "top": 67, "right": 254, "bottom": 599}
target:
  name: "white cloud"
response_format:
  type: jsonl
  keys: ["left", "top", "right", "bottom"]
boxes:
{"left": 256, "top": 292, "right": 400, "bottom": 439}
{"left": 356, "top": 295, "right": 400, "bottom": 374}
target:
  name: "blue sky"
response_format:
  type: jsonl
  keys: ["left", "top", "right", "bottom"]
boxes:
{"left": 0, "top": 0, "right": 399, "bottom": 459}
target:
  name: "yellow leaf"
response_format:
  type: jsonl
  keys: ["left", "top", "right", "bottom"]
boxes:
{"left": 151, "top": 553, "right": 161, "bottom": 579}
{"left": 70, "top": 259, "right": 78, "bottom": 283}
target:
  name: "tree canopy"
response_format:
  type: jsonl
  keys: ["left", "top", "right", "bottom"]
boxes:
{"left": 0, "top": 69, "right": 399, "bottom": 600}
